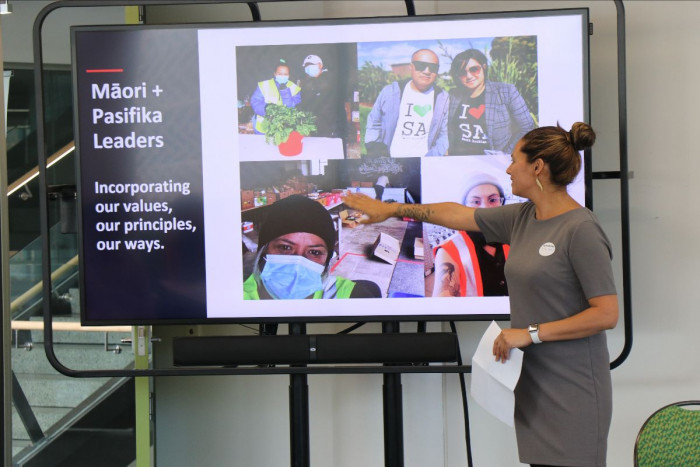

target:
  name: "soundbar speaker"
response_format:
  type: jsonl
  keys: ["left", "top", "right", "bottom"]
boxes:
{"left": 173, "top": 333, "right": 458, "bottom": 366}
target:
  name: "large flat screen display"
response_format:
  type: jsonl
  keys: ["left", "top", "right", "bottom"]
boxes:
{"left": 72, "top": 8, "right": 589, "bottom": 324}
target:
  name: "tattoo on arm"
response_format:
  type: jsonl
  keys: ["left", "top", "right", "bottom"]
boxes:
{"left": 438, "top": 263, "right": 461, "bottom": 297}
{"left": 397, "top": 205, "right": 433, "bottom": 222}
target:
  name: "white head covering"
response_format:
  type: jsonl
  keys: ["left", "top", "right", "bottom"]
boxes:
{"left": 303, "top": 54, "right": 322, "bottom": 66}
{"left": 461, "top": 172, "right": 504, "bottom": 206}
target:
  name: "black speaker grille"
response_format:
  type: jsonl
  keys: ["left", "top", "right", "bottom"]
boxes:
{"left": 173, "top": 333, "right": 458, "bottom": 366}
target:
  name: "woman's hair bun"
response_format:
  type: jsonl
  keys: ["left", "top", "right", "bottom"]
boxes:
{"left": 569, "top": 122, "right": 596, "bottom": 152}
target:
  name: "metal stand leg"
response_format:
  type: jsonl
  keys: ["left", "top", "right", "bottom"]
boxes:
{"left": 382, "top": 321, "right": 404, "bottom": 467}
{"left": 289, "top": 322, "right": 310, "bottom": 467}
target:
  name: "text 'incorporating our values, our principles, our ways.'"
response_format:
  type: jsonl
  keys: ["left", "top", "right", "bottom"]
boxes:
{"left": 92, "top": 180, "right": 195, "bottom": 253}
{"left": 87, "top": 80, "right": 199, "bottom": 254}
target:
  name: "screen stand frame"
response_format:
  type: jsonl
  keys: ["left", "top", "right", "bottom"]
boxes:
{"left": 382, "top": 321, "right": 404, "bottom": 467}
{"left": 33, "top": 0, "right": 632, "bottom": 377}
{"left": 289, "top": 322, "right": 310, "bottom": 467}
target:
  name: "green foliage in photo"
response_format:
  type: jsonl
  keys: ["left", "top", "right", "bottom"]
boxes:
{"left": 359, "top": 104, "right": 371, "bottom": 155}
{"left": 261, "top": 105, "right": 317, "bottom": 145}
{"left": 487, "top": 36, "right": 539, "bottom": 125}
{"left": 358, "top": 62, "right": 397, "bottom": 104}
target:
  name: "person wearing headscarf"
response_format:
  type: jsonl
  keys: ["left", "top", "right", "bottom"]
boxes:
{"left": 431, "top": 172, "right": 509, "bottom": 297}
{"left": 243, "top": 195, "right": 380, "bottom": 299}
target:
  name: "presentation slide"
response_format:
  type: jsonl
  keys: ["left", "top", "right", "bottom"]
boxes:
{"left": 72, "top": 10, "right": 588, "bottom": 324}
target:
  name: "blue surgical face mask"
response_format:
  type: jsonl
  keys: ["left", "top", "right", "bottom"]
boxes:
{"left": 305, "top": 65, "right": 321, "bottom": 78}
{"left": 275, "top": 75, "right": 289, "bottom": 85}
{"left": 260, "top": 254, "right": 325, "bottom": 300}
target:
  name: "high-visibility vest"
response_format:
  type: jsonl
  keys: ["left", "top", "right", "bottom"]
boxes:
{"left": 254, "top": 79, "right": 301, "bottom": 133}
{"left": 243, "top": 274, "right": 356, "bottom": 300}
{"left": 433, "top": 231, "right": 509, "bottom": 297}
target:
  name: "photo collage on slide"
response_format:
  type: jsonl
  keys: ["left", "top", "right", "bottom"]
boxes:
{"left": 237, "top": 35, "right": 538, "bottom": 300}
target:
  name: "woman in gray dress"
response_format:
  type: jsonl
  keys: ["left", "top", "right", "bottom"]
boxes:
{"left": 343, "top": 122, "right": 618, "bottom": 467}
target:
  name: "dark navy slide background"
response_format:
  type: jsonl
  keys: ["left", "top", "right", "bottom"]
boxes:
{"left": 74, "top": 28, "right": 207, "bottom": 323}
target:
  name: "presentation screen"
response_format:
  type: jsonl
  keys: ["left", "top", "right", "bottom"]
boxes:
{"left": 72, "top": 8, "right": 589, "bottom": 324}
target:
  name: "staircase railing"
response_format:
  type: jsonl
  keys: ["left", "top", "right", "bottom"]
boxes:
{"left": 7, "top": 142, "right": 74, "bottom": 198}
{"left": 7, "top": 141, "right": 138, "bottom": 462}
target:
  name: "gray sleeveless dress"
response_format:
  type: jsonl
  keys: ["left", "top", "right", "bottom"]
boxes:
{"left": 476, "top": 202, "right": 616, "bottom": 467}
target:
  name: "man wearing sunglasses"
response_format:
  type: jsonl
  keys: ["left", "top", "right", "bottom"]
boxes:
{"left": 365, "top": 48, "right": 449, "bottom": 158}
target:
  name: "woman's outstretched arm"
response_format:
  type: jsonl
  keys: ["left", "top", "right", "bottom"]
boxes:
{"left": 343, "top": 192, "right": 481, "bottom": 232}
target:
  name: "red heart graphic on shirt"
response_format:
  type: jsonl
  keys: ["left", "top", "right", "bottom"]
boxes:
{"left": 468, "top": 104, "right": 485, "bottom": 119}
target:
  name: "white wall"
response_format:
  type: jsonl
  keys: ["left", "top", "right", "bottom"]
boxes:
{"left": 5, "top": 1, "right": 699, "bottom": 466}
{"left": 604, "top": 1, "right": 700, "bottom": 465}
{"left": 1, "top": 1, "right": 125, "bottom": 66}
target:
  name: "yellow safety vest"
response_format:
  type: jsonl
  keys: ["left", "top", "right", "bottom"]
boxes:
{"left": 243, "top": 274, "right": 356, "bottom": 300}
{"left": 254, "top": 79, "right": 301, "bottom": 133}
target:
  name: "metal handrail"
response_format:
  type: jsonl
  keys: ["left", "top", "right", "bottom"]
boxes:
{"left": 10, "top": 321, "right": 131, "bottom": 333}
{"left": 6, "top": 141, "right": 75, "bottom": 197}
{"left": 10, "top": 255, "right": 78, "bottom": 314}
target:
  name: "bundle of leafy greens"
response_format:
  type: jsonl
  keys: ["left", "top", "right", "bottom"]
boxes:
{"left": 262, "top": 105, "right": 317, "bottom": 145}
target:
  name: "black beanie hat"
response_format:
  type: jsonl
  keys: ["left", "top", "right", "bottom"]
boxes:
{"left": 257, "top": 195, "right": 337, "bottom": 256}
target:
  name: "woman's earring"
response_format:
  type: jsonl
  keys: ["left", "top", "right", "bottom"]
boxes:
{"left": 536, "top": 177, "right": 544, "bottom": 192}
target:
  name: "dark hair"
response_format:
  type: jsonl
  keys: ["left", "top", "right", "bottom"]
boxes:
{"left": 274, "top": 59, "right": 289, "bottom": 74}
{"left": 519, "top": 122, "right": 596, "bottom": 186}
{"left": 449, "top": 49, "right": 489, "bottom": 87}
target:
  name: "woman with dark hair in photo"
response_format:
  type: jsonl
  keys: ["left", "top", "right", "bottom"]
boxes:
{"left": 243, "top": 195, "right": 380, "bottom": 300}
{"left": 448, "top": 48, "right": 535, "bottom": 156}
{"left": 250, "top": 59, "right": 302, "bottom": 135}
{"left": 344, "top": 122, "right": 618, "bottom": 466}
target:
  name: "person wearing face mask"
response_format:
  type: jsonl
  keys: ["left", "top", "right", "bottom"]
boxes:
{"left": 431, "top": 172, "right": 509, "bottom": 297}
{"left": 250, "top": 59, "right": 302, "bottom": 135}
{"left": 298, "top": 54, "right": 346, "bottom": 138}
{"left": 243, "top": 195, "right": 381, "bottom": 300}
